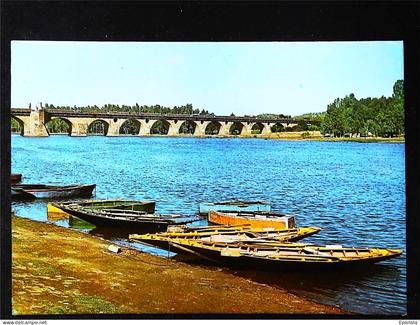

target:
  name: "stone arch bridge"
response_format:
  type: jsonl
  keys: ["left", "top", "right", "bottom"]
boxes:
{"left": 11, "top": 108, "right": 315, "bottom": 137}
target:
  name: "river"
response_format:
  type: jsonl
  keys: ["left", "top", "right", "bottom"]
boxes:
{"left": 11, "top": 134, "right": 406, "bottom": 315}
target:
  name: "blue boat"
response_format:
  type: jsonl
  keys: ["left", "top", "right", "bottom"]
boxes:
{"left": 199, "top": 200, "right": 271, "bottom": 215}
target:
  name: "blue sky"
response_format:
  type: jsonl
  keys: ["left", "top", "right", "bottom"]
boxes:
{"left": 11, "top": 41, "right": 403, "bottom": 116}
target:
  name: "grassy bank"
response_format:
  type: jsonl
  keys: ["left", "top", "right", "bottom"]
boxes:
{"left": 303, "top": 136, "right": 405, "bottom": 143}
{"left": 248, "top": 133, "right": 405, "bottom": 143}
{"left": 12, "top": 216, "right": 347, "bottom": 315}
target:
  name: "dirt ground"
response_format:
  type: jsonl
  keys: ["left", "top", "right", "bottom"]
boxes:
{"left": 11, "top": 216, "right": 347, "bottom": 315}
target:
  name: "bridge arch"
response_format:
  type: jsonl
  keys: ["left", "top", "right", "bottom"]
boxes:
{"left": 229, "top": 122, "right": 244, "bottom": 135}
{"left": 178, "top": 120, "right": 197, "bottom": 135}
{"left": 11, "top": 116, "right": 24, "bottom": 136}
{"left": 119, "top": 119, "right": 141, "bottom": 135}
{"left": 88, "top": 119, "right": 109, "bottom": 136}
{"left": 271, "top": 122, "right": 285, "bottom": 133}
{"left": 45, "top": 117, "right": 73, "bottom": 135}
{"left": 251, "top": 122, "right": 265, "bottom": 134}
{"left": 150, "top": 119, "right": 170, "bottom": 135}
{"left": 205, "top": 121, "right": 221, "bottom": 135}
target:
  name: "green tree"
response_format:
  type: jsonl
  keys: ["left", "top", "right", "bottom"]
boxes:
{"left": 321, "top": 80, "right": 404, "bottom": 137}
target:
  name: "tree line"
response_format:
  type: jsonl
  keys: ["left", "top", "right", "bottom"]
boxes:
{"left": 43, "top": 103, "right": 212, "bottom": 116}
{"left": 321, "top": 80, "right": 404, "bottom": 137}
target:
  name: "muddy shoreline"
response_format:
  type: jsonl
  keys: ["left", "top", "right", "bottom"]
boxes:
{"left": 11, "top": 215, "right": 349, "bottom": 316}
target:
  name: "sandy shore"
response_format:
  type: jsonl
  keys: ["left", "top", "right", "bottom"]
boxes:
{"left": 11, "top": 215, "right": 347, "bottom": 315}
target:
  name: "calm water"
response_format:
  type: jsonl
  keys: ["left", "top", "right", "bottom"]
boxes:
{"left": 11, "top": 135, "right": 406, "bottom": 315}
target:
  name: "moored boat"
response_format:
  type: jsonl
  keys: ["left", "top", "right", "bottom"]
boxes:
{"left": 12, "top": 184, "right": 96, "bottom": 199}
{"left": 57, "top": 199, "right": 157, "bottom": 213}
{"left": 129, "top": 225, "right": 321, "bottom": 252}
{"left": 208, "top": 210, "right": 296, "bottom": 230}
{"left": 11, "top": 173, "right": 22, "bottom": 184}
{"left": 50, "top": 199, "right": 200, "bottom": 230}
{"left": 11, "top": 187, "right": 35, "bottom": 200}
{"left": 199, "top": 200, "right": 271, "bottom": 215}
{"left": 144, "top": 238, "right": 402, "bottom": 270}
{"left": 47, "top": 203, "right": 72, "bottom": 220}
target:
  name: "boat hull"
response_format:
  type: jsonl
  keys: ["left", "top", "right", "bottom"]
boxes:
{"left": 53, "top": 200, "right": 198, "bottom": 231}
{"left": 12, "top": 184, "right": 96, "bottom": 199}
{"left": 11, "top": 188, "right": 35, "bottom": 200}
{"left": 47, "top": 203, "right": 72, "bottom": 220}
{"left": 57, "top": 207, "right": 169, "bottom": 231}
{"left": 67, "top": 199, "right": 156, "bottom": 213}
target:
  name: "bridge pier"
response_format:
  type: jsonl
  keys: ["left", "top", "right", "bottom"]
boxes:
{"left": 138, "top": 119, "right": 156, "bottom": 136}
{"left": 107, "top": 119, "right": 125, "bottom": 136}
{"left": 70, "top": 121, "right": 88, "bottom": 136}
{"left": 219, "top": 122, "right": 234, "bottom": 136}
{"left": 193, "top": 121, "right": 210, "bottom": 136}
{"left": 167, "top": 120, "right": 183, "bottom": 136}
{"left": 261, "top": 122, "right": 271, "bottom": 135}
{"left": 241, "top": 124, "right": 253, "bottom": 136}
{"left": 25, "top": 109, "right": 49, "bottom": 137}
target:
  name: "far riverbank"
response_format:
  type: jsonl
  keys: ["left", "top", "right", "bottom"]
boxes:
{"left": 239, "top": 132, "right": 404, "bottom": 143}
{"left": 11, "top": 215, "right": 348, "bottom": 315}
{"left": 11, "top": 131, "right": 405, "bottom": 143}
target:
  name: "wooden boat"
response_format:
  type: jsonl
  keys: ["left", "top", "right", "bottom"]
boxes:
{"left": 11, "top": 173, "right": 22, "bottom": 184}
{"left": 11, "top": 187, "right": 35, "bottom": 200}
{"left": 165, "top": 224, "right": 320, "bottom": 241}
{"left": 129, "top": 225, "right": 321, "bottom": 252}
{"left": 12, "top": 184, "right": 96, "bottom": 199}
{"left": 47, "top": 203, "right": 72, "bottom": 220}
{"left": 208, "top": 210, "right": 296, "bottom": 230}
{"left": 144, "top": 238, "right": 402, "bottom": 270}
{"left": 50, "top": 199, "right": 200, "bottom": 230}
{"left": 199, "top": 200, "right": 271, "bottom": 215}
{"left": 54, "top": 199, "right": 157, "bottom": 213}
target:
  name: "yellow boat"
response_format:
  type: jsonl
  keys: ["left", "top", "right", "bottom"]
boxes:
{"left": 130, "top": 225, "right": 320, "bottom": 248}
{"left": 130, "top": 236, "right": 402, "bottom": 270}
{"left": 47, "top": 202, "right": 71, "bottom": 220}
{"left": 130, "top": 225, "right": 321, "bottom": 252}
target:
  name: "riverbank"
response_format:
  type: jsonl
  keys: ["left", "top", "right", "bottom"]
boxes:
{"left": 12, "top": 215, "right": 347, "bottom": 315}
{"left": 242, "top": 132, "right": 405, "bottom": 143}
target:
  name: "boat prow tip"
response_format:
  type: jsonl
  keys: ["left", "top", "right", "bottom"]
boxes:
{"left": 388, "top": 249, "right": 403, "bottom": 255}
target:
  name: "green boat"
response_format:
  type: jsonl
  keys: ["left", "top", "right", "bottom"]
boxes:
{"left": 65, "top": 199, "right": 157, "bottom": 212}
{"left": 49, "top": 199, "right": 199, "bottom": 230}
